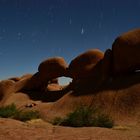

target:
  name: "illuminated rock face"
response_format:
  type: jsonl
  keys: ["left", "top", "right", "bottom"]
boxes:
{"left": 112, "top": 28, "right": 140, "bottom": 75}
{"left": 38, "top": 57, "right": 68, "bottom": 80}
{"left": 0, "top": 80, "right": 15, "bottom": 96}
{"left": 45, "top": 83, "right": 62, "bottom": 92}
{"left": 68, "top": 49, "right": 104, "bottom": 80}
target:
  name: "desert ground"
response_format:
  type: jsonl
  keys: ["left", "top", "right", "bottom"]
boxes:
{"left": 0, "top": 118, "right": 140, "bottom": 140}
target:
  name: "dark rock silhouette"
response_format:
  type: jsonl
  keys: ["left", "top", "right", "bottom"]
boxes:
{"left": 112, "top": 28, "right": 140, "bottom": 75}
{"left": 21, "top": 72, "right": 47, "bottom": 91}
{"left": 48, "top": 78, "right": 58, "bottom": 84}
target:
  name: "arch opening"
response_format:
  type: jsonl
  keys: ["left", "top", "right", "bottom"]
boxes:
{"left": 58, "top": 76, "right": 72, "bottom": 86}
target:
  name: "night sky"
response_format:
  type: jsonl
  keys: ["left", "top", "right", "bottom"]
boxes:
{"left": 0, "top": 0, "right": 140, "bottom": 84}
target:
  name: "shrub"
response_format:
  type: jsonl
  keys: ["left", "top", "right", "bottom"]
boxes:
{"left": 52, "top": 106, "right": 114, "bottom": 128}
{"left": 52, "top": 117, "right": 63, "bottom": 125}
{"left": 93, "top": 114, "right": 114, "bottom": 128}
{"left": 61, "top": 106, "right": 97, "bottom": 127}
{"left": 0, "top": 104, "right": 18, "bottom": 118}
{"left": 0, "top": 104, "right": 40, "bottom": 122}
{"left": 14, "top": 110, "right": 40, "bottom": 122}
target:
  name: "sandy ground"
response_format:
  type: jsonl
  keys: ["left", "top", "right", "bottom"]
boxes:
{"left": 0, "top": 118, "right": 140, "bottom": 140}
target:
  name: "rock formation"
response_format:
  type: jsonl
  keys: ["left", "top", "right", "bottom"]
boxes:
{"left": 38, "top": 57, "right": 68, "bottom": 80}
{"left": 48, "top": 78, "right": 58, "bottom": 84}
{"left": 0, "top": 28, "right": 140, "bottom": 126}
{"left": 8, "top": 77, "right": 20, "bottom": 82}
{"left": 68, "top": 49, "right": 104, "bottom": 80}
{"left": 0, "top": 80, "right": 15, "bottom": 105}
{"left": 112, "top": 28, "right": 140, "bottom": 75}
{"left": 45, "top": 83, "right": 62, "bottom": 92}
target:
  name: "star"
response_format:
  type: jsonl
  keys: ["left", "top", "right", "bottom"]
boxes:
{"left": 17, "top": 32, "right": 22, "bottom": 36}
{"left": 69, "top": 18, "right": 72, "bottom": 25}
{"left": 81, "top": 28, "right": 85, "bottom": 35}
{"left": 17, "top": 32, "right": 23, "bottom": 40}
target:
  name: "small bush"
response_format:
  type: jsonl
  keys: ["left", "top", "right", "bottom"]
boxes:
{"left": 52, "top": 117, "right": 63, "bottom": 125}
{"left": 52, "top": 106, "right": 114, "bottom": 128}
{"left": 0, "top": 104, "right": 40, "bottom": 122}
{"left": 93, "top": 114, "right": 114, "bottom": 128}
{"left": 0, "top": 104, "right": 18, "bottom": 118}
{"left": 14, "top": 110, "right": 40, "bottom": 122}
{"left": 61, "top": 106, "right": 97, "bottom": 127}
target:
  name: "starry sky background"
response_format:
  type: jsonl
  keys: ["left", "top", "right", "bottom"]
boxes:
{"left": 0, "top": 0, "right": 140, "bottom": 83}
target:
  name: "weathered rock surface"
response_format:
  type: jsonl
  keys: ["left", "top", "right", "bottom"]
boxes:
{"left": 14, "top": 74, "right": 33, "bottom": 92}
{"left": 8, "top": 77, "right": 20, "bottom": 82}
{"left": 0, "top": 80, "right": 15, "bottom": 103}
{"left": 1, "top": 92, "right": 31, "bottom": 107}
{"left": 43, "top": 73, "right": 140, "bottom": 124}
{"left": 0, "top": 80, "right": 15, "bottom": 95}
{"left": 20, "top": 72, "right": 48, "bottom": 91}
{"left": 20, "top": 74, "right": 33, "bottom": 80}
{"left": 45, "top": 83, "right": 62, "bottom": 92}
{"left": 0, "top": 118, "right": 140, "bottom": 140}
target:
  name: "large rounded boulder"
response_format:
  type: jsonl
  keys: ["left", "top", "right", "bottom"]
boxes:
{"left": 72, "top": 49, "right": 113, "bottom": 92}
{"left": 68, "top": 49, "right": 104, "bottom": 79}
{"left": 112, "top": 28, "right": 140, "bottom": 75}
{"left": 38, "top": 57, "right": 68, "bottom": 80}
